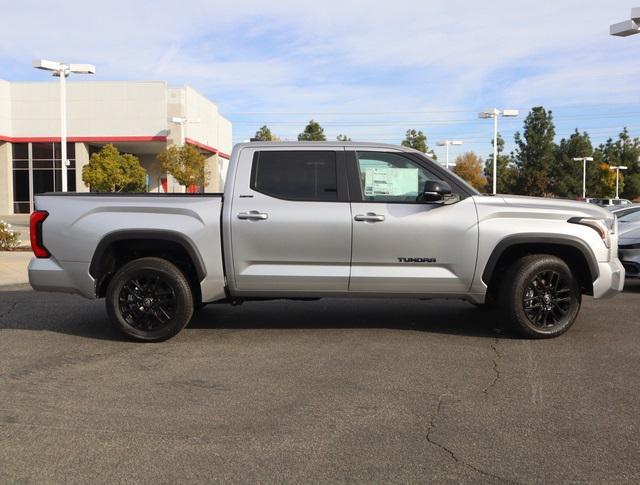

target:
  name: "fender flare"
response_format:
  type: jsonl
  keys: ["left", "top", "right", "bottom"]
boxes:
{"left": 481, "top": 234, "right": 600, "bottom": 285}
{"left": 89, "top": 229, "right": 207, "bottom": 282}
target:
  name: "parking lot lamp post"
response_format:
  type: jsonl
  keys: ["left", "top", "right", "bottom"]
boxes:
{"left": 32, "top": 59, "right": 95, "bottom": 192}
{"left": 436, "top": 140, "right": 463, "bottom": 170}
{"left": 572, "top": 157, "right": 594, "bottom": 199}
{"left": 169, "top": 117, "right": 201, "bottom": 192}
{"left": 610, "top": 166, "right": 628, "bottom": 198}
{"left": 479, "top": 108, "right": 519, "bottom": 194}
{"left": 610, "top": 8, "right": 640, "bottom": 36}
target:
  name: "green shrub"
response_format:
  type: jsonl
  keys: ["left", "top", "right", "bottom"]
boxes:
{"left": 0, "top": 220, "right": 20, "bottom": 251}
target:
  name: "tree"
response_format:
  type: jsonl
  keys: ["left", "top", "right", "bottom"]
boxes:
{"left": 590, "top": 159, "right": 619, "bottom": 198}
{"left": 401, "top": 129, "right": 434, "bottom": 157}
{"left": 158, "top": 144, "right": 209, "bottom": 188}
{"left": 513, "top": 107, "right": 556, "bottom": 196}
{"left": 453, "top": 152, "right": 487, "bottom": 191}
{"left": 253, "top": 125, "right": 279, "bottom": 141}
{"left": 336, "top": 134, "right": 351, "bottom": 141}
{"left": 623, "top": 173, "right": 640, "bottom": 201}
{"left": 596, "top": 128, "right": 640, "bottom": 199}
{"left": 298, "top": 120, "right": 326, "bottom": 141}
{"left": 553, "top": 130, "right": 593, "bottom": 199}
{"left": 82, "top": 144, "right": 147, "bottom": 192}
{"left": 483, "top": 133, "right": 517, "bottom": 194}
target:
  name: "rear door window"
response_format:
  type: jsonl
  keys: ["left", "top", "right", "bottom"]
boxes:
{"left": 251, "top": 151, "right": 338, "bottom": 201}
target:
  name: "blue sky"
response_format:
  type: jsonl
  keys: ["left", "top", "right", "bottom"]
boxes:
{"left": 1, "top": 0, "right": 640, "bottom": 162}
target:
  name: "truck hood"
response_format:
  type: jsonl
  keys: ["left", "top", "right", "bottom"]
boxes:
{"left": 474, "top": 194, "right": 613, "bottom": 220}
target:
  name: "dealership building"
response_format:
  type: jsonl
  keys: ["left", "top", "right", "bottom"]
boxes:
{"left": 0, "top": 79, "right": 232, "bottom": 214}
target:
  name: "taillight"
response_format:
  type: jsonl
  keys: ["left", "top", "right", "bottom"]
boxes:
{"left": 30, "top": 210, "right": 50, "bottom": 258}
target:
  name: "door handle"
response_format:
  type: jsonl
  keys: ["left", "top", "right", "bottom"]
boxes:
{"left": 354, "top": 213, "right": 385, "bottom": 222}
{"left": 237, "top": 211, "right": 268, "bottom": 221}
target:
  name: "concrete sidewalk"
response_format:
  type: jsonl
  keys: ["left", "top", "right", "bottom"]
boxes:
{"left": 0, "top": 251, "right": 32, "bottom": 287}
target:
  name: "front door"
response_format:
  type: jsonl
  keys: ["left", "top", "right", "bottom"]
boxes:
{"left": 348, "top": 149, "right": 479, "bottom": 294}
{"left": 230, "top": 148, "right": 352, "bottom": 293}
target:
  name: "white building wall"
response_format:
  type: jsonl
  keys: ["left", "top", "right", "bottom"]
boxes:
{"left": 10, "top": 81, "right": 168, "bottom": 138}
{"left": 0, "top": 80, "right": 11, "bottom": 135}
{"left": 0, "top": 80, "right": 12, "bottom": 213}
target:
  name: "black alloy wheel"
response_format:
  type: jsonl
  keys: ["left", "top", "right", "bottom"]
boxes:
{"left": 106, "top": 257, "right": 194, "bottom": 342}
{"left": 522, "top": 270, "right": 574, "bottom": 329}
{"left": 500, "top": 254, "right": 581, "bottom": 339}
{"left": 118, "top": 271, "right": 178, "bottom": 331}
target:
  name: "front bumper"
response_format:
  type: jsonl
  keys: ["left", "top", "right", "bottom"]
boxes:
{"left": 592, "top": 259, "right": 625, "bottom": 299}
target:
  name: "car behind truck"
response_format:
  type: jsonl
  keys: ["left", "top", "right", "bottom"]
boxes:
{"left": 29, "top": 142, "right": 624, "bottom": 341}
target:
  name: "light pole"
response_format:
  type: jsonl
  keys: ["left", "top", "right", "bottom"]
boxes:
{"left": 572, "top": 157, "right": 594, "bottom": 200}
{"left": 609, "top": 166, "right": 628, "bottom": 199}
{"left": 168, "top": 117, "right": 201, "bottom": 192}
{"left": 436, "top": 140, "right": 463, "bottom": 170}
{"left": 479, "top": 108, "right": 519, "bottom": 194}
{"left": 169, "top": 116, "right": 201, "bottom": 146}
{"left": 610, "top": 8, "right": 640, "bottom": 36}
{"left": 32, "top": 59, "right": 95, "bottom": 192}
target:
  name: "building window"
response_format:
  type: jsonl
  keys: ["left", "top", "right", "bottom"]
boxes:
{"left": 12, "top": 142, "right": 76, "bottom": 213}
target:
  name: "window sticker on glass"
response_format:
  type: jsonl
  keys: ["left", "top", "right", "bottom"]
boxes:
{"left": 363, "top": 167, "right": 419, "bottom": 197}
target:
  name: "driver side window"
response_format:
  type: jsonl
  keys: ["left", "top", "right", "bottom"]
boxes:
{"left": 356, "top": 151, "right": 438, "bottom": 202}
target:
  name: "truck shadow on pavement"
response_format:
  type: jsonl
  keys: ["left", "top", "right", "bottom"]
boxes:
{"left": 2, "top": 281, "right": 638, "bottom": 341}
{"left": 190, "top": 298, "right": 516, "bottom": 339}
{"left": 0, "top": 290, "right": 515, "bottom": 341}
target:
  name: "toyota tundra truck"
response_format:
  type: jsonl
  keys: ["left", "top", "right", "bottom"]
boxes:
{"left": 28, "top": 142, "right": 625, "bottom": 341}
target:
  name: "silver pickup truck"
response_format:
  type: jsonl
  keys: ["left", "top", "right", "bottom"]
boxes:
{"left": 29, "top": 142, "right": 624, "bottom": 341}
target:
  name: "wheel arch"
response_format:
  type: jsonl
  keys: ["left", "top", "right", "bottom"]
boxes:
{"left": 482, "top": 234, "right": 599, "bottom": 297}
{"left": 90, "top": 230, "right": 206, "bottom": 300}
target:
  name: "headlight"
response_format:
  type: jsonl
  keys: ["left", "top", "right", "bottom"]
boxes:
{"left": 568, "top": 217, "right": 615, "bottom": 247}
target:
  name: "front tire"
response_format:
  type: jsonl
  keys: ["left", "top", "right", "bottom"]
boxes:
{"left": 500, "top": 255, "right": 581, "bottom": 339}
{"left": 106, "top": 257, "right": 194, "bottom": 342}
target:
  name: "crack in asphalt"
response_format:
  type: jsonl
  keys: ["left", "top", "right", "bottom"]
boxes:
{"left": 426, "top": 394, "right": 518, "bottom": 484}
{"left": 483, "top": 337, "right": 502, "bottom": 396}
{"left": 0, "top": 302, "right": 19, "bottom": 320}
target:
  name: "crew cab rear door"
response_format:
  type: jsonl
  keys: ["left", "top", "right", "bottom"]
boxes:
{"left": 229, "top": 147, "right": 352, "bottom": 293}
{"left": 347, "top": 148, "right": 479, "bottom": 294}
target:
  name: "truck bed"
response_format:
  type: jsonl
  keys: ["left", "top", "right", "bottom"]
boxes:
{"left": 30, "top": 193, "right": 226, "bottom": 302}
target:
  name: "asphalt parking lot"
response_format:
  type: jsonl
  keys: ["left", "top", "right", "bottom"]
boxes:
{"left": 1, "top": 281, "right": 639, "bottom": 484}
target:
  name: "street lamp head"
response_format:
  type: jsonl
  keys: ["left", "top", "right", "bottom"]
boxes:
{"left": 32, "top": 59, "right": 63, "bottom": 72}
{"left": 170, "top": 117, "right": 187, "bottom": 124}
{"left": 478, "top": 111, "right": 495, "bottom": 119}
{"left": 610, "top": 165, "right": 628, "bottom": 170}
{"left": 501, "top": 109, "right": 519, "bottom": 117}
{"left": 436, "top": 141, "right": 447, "bottom": 146}
{"left": 451, "top": 140, "right": 463, "bottom": 146}
{"left": 573, "top": 157, "right": 594, "bottom": 162}
{"left": 69, "top": 63, "right": 96, "bottom": 75}
{"left": 610, "top": 19, "right": 640, "bottom": 36}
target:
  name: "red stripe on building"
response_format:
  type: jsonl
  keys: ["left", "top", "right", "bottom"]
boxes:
{"left": 185, "top": 138, "right": 230, "bottom": 159}
{"left": 0, "top": 135, "right": 168, "bottom": 143}
{"left": 1, "top": 134, "right": 231, "bottom": 159}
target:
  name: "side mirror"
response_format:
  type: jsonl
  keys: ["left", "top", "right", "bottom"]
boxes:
{"left": 419, "top": 180, "right": 452, "bottom": 202}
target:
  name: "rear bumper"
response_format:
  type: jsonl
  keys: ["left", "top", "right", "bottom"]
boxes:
{"left": 28, "top": 258, "right": 95, "bottom": 298}
{"left": 592, "top": 259, "right": 625, "bottom": 299}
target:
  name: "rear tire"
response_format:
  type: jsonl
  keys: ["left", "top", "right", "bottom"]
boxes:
{"left": 106, "top": 257, "right": 194, "bottom": 342}
{"left": 500, "top": 254, "right": 581, "bottom": 339}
